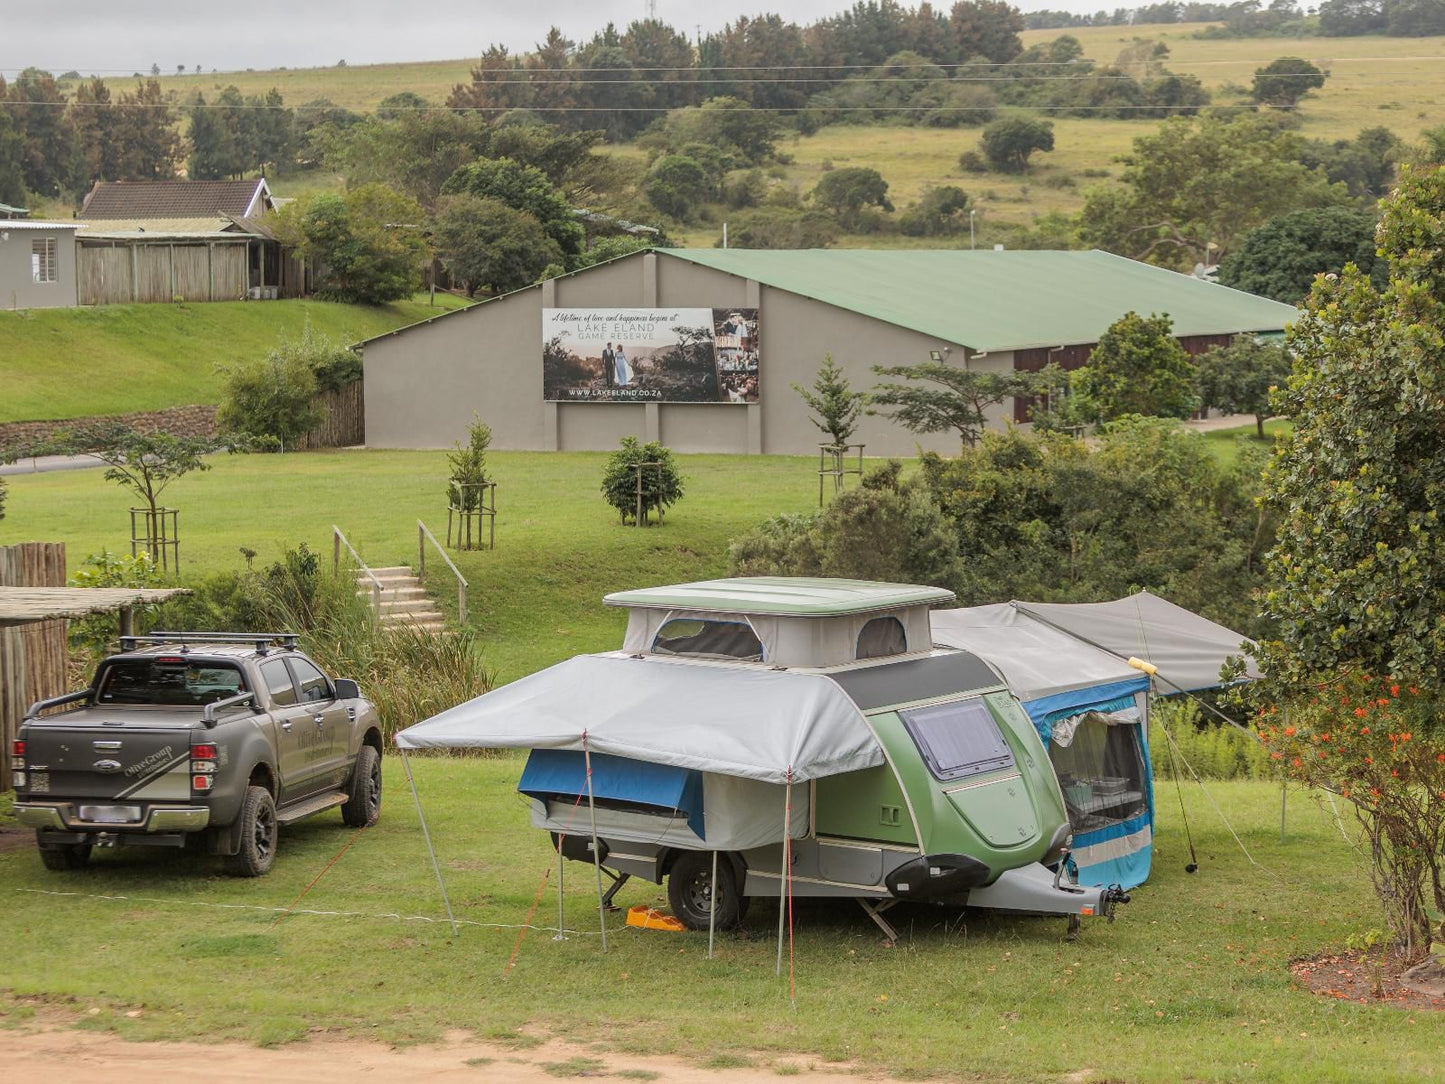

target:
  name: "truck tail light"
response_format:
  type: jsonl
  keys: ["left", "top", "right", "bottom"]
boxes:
{"left": 12, "top": 739, "right": 24, "bottom": 758}
{"left": 12, "top": 739, "right": 25, "bottom": 789}
{"left": 190, "top": 742, "right": 217, "bottom": 794}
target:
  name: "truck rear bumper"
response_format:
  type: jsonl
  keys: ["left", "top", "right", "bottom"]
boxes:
{"left": 14, "top": 803, "right": 211, "bottom": 833}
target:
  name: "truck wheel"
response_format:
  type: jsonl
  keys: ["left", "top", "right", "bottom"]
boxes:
{"left": 667, "top": 851, "right": 746, "bottom": 931}
{"left": 341, "top": 746, "right": 381, "bottom": 828}
{"left": 224, "top": 786, "right": 278, "bottom": 877}
{"left": 36, "top": 835, "right": 91, "bottom": 871}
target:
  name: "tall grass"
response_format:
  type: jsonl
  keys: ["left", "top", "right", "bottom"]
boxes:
{"left": 144, "top": 544, "right": 492, "bottom": 744}
{"left": 1150, "top": 698, "right": 1274, "bottom": 781}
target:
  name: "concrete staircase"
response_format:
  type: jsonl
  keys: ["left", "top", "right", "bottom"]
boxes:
{"left": 354, "top": 566, "right": 445, "bottom": 632}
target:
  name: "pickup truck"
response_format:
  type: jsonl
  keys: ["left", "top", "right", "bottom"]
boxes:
{"left": 11, "top": 632, "right": 384, "bottom": 877}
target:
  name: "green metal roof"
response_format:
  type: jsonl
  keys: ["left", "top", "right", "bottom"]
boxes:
{"left": 604, "top": 577, "right": 956, "bottom": 616}
{"left": 664, "top": 249, "right": 1299, "bottom": 353}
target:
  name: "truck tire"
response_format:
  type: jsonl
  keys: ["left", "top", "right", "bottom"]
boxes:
{"left": 223, "top": 786, "right": 278, "bottom": 877}
{"left": 667, "top": 851, "right": 747, "bottom": 931}
{"left": 36, "top": 835, "right": 91, "bottom": 871}
{"left": 341, "top": 746, "right": 381, "bottom": 828}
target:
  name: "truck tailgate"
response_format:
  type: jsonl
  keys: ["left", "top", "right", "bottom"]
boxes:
{"left": 23, "top": 718, "right": 196, "bottom": 802}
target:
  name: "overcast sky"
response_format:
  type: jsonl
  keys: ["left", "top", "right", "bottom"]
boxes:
{"left": 3, "top": 0, "right": 1101, "bottom": 76}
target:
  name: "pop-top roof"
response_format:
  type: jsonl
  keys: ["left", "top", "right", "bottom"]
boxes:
{"left": 604, "top": 577, "right": 956, "bottom": 616}
{"left": 664, "top": 249, "right": 1299, "bottom": 353}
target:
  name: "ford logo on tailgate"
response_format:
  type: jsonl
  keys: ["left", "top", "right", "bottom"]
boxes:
{"left": 93, "top": 759, "right": 123, "bottom": 773}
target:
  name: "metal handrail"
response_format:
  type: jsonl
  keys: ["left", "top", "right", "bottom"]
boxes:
{"left": 333, "top": 525, "right": 385, "bottom": 618}
{"left": 418, "top": 519, "right": 468, "bottom": 623}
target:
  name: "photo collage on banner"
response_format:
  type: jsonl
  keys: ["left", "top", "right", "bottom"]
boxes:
{"left": 542, "top": 308, "right": 759, "bottom": 404}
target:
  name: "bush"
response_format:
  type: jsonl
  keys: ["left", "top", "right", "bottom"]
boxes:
{"left": 601, "top": 436, "right": 684, "bottom": 525}
{"left": 729, "top": 461, "right": 959, "bottom": 587}
{"left": 721, "top": 207, "right": 838, "bottom": 249}
{"left": 979, "top": 116, "right": 1055, "bottom": 172}
{"left": 146, "top": 543, "right": 493, "bottom": 746}
{"left": 899, "top": 185, "right": 970, "bottom": 237}
{"left": 218, "top": 324, "right": 357, "bottom": 450}
{"left": 67, "top": 551, "right": 167, "bottom": 664}
{"left": 446, "top": 415, "right": 492, "bottom": 511}
{"left": 643, "top": 154, "right": 713, "bottom": 220}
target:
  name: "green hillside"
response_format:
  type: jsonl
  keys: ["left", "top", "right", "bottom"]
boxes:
{"left": 0, "top": 295, "right": 469, "bottom": 424}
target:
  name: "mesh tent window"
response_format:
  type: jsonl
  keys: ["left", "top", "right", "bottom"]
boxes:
{"left": 651, "top": 618, "right": 764, "bottom": 661}
{"left": 856, "top": 616, "right": 906, "bottom": 660}
{"left": 1050, "top": 710, "right": 1147, "bottom": 833}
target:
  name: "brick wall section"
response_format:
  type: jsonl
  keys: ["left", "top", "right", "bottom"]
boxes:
{"left": 0, "top": 405, "right": 219, "bottom": 448}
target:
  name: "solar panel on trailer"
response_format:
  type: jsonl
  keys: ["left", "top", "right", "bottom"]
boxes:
{"left": 900, "top": 699, "right": 1015, "bottom": 782}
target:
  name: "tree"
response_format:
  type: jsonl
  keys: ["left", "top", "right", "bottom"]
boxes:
{"left": 446, "top": 415, "right": 493, "bottom": 537}
{"left": 723, "top": 207, "right": 840, "bottom": 249}
{"left": 601, "top": 437, "right": 684, "bottom": 525}
{"left": 432, "top": 194, "right": 561, "bottom": 295}
{"left": 949, "top": 0, "right": 1026, "bottom": 63}
{"left": 0, "top": 76, "right": 25, "bottom": 205}
{"left": 979, "top": 115, "right": 1054, "bottom": 172}
{"left": 1071, "top": 312, "right": 1198, "bottom": 423}
{"left": 659, "top": 96, "right": 782, "bottom": 164}
{"left": 699, "top": 17, "right": 812, "bottom": 111}
{"left": 1251, "top": 56, "right": 1326, "bottom": 109}
{"left": 214, "top": 326, "right": 354, "bottom": 451}
{"left": 1317, "top": 0, "right": 1387, "bottom": 34}
{"left": 1078, "top": 114, "right": 1352, "bottom": 269}
{"left": 1217, "top": 207, "right": 1386, "bottom": 304}
{"left": 1194, "top": 335, "right": 1291, "bottom": 438}
{"left": 900, "top": 185, "right": 970, "bottom": 236}
{"left": 870, "top": 359, "right": 1059, "bottom": 446}
{"left": 811, "top": 167, "right": 893, "bottom": 228}
{"left": 1254, "top": 165, "right": 1445, "bottom": 958}
{"left": 187, "top": 92, "right": 236, "bottom": 180}
{"left": 279, "top": 185, "right": 429, "bottom": 304}
{"left": 1388, "top": 0, "right": 1445, "bottom": 34}
{"left": 8, "top": 68, "right": 72, "bottom": 197}
{"left": 794, "top": 353, "right": 868, "bottom": 448}
{"left": 442, "top": 156, "right": 584, "bottom": 255}
{"left": 643, "top": 154, "right": 712, "bottom": 220}
{"left": 377, "top": 91, "right": 431, "bottom": 119}
{"left": 37, "top": 423, "right": 222, "bottom": 554}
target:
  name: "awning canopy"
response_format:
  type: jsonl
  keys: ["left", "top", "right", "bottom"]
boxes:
{"left": 394, "top": 653, "right": 883, "bottom": 784}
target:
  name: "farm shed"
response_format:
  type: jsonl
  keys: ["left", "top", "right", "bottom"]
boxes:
{"left": 74, "top": 178, "right": 303, "bottom": 304}
{"left": 358, "top": 248, "right": 1301, "bottom": 457}
{"left": 0, "top": 221, "right": 83, "bottom": 310}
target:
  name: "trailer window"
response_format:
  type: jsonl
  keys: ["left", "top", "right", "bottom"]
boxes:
{"left": 900, "top": 698, "right": 1015, "bottom": 781}
{"left": 651, "top": 618, "right": 763, "bottom": 661}
{"left": 856, "top": 616, "right": 906, "bottom": 659}
{"left": 96, "top": 659, "right": 246, "bottom": 707}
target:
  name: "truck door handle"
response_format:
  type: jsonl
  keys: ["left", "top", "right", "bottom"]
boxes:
{"left": 314, "top": 714, "right": 325, "bottom": 726}
{"left": 280, "top": 720, "right": 293, "bottom": 731}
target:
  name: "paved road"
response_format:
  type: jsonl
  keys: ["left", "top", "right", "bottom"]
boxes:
{"left": 0, "top": 453, "right": 108, "bottom": 476}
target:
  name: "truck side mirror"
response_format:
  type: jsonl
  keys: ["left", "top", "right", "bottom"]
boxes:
{"left": 333, "top": 678, "right": 361, "bottom": 701}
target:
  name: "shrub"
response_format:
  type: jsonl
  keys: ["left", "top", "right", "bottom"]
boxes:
{"left": 793, "top": 353, "right": 867, "bottom": 448}
{"left": 446, "top": 415, "right": 492, "bottom": 511}
{"left": 217, "top": 326, "right": 338, "bottom": 450}
{"left": 979, "top": 116, "right": 1055, "bottom": 172}
{"left": 601, "top": 436, "right": 684, "bottom": 525}
{"left": 67, "top": 551, "right": 166, "bottom": 664}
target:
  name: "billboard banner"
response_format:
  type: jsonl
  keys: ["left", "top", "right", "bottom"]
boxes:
{"left": 542, "top": 307, "right": 759, "bottom": 404}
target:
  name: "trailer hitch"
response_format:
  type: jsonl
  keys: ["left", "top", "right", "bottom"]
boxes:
{"left": 1101, "top": 883, "right": 1131, "bottom": 923}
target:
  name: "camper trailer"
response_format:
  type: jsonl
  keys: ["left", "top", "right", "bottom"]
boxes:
{"left": 397, "top": 578, "right": 1129, "bottom": 939}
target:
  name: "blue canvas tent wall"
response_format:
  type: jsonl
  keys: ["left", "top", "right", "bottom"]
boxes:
{"left": 930, "top": 592, "right": 1257, "bottom": 890}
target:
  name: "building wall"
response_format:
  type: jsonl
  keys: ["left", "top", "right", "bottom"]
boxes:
{"left": 77, "top": 240, "right": 252, "bottom": 305}
{"left": 364, "top": 251, "right": 969, "bottom": 457}
{"left": 0, "top": 228, "right": 78, "bottom": 310}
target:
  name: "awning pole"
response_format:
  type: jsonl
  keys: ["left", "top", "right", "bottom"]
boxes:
{"left": 583, "top": 733, "right": 608, "bottom": 953}
{"left": 707, "top": 849, "right": 718, "bottom": 959}
{"left": 776, "top": 770, "right": 792, "bottom": 978}
{"left": 399, "top": 746, "right": 458, "bottom": 937}
{"left": 554, "top": 848, "right": 567, "bottom": 941}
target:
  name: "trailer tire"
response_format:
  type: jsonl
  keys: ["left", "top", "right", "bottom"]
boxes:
{"left": 667, "top": 851, "right": 746, "bottom": 931}
{"left": 36, "top": 835, "right": 91, "bottom": 871}
{"left": 223, "top": 786, "right": 277, "bottom": 877}
{"left": 341, "top": 746, "right": 382, "bottom": 828}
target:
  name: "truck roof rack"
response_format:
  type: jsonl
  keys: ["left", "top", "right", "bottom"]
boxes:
{"left": 118, "top": 631, "right": 300, "bottom": 656}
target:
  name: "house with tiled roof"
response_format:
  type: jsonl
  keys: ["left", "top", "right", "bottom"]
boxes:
{"left": 73, "top": 178, "right": 306, "bottom": 304}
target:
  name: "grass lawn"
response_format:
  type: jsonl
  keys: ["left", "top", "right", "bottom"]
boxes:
{"left": 0, "top": 449, "right": 827, "bottom": 683}
{"left": 1199, "top": 419, "right": 1293, "bottom": 468}
{"left": 2, "top": 765, "right": 1437, "bottom": 1082}
{"left": 0, "top": 294, "right": 469, "bottom": 425}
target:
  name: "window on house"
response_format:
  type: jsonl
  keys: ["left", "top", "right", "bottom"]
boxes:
{"left": 31, "top": 237, "right": 57, "bottom": 284}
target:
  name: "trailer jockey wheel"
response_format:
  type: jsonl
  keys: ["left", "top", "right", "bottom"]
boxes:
{"left": 668, "top": 852, "right": 748, "bottom": 931}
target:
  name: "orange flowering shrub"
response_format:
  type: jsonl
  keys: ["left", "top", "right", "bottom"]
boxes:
{"left": 1260, "top": 678, "right": 1445, "bottom": 957}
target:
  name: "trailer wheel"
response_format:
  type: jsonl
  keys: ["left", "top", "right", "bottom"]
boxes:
{"left": 223, "top": 786, "right": 277, "bottom": 877}
{"left": 667, "top": 851, "right": 746, "bottom": 931}
{"left": 36, "top": 835, "right": 91, "bottom": 871}
{"left": 341, "top": 746, "right": 382, "bottom": 828}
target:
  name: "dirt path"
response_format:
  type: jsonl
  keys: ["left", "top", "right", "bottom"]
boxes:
{"left": 5, "top": 1021, "right": 909, "bottom": 1083}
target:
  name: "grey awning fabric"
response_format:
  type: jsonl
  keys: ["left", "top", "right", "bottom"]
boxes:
{"left": 930, "top": 603, "right": 1141, "bottom": 702}
{"left": 393, "top": 653, "right": 883, "bottom": 784}
{"left": 1012, "top": 592, "right": 1259, "bottom": 692}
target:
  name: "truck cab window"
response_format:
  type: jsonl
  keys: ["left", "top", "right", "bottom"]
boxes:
{"left": 96, "top": 659, "right": 245, "bottom": 706}
{"left": 651, "top": 618, "right": 763, "bottom": 661}
{"left": 286, "top": 656, "right": 332, "bottom": 703}
{"left": 259, "top": 659, "right": 298, "bottom": 707}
